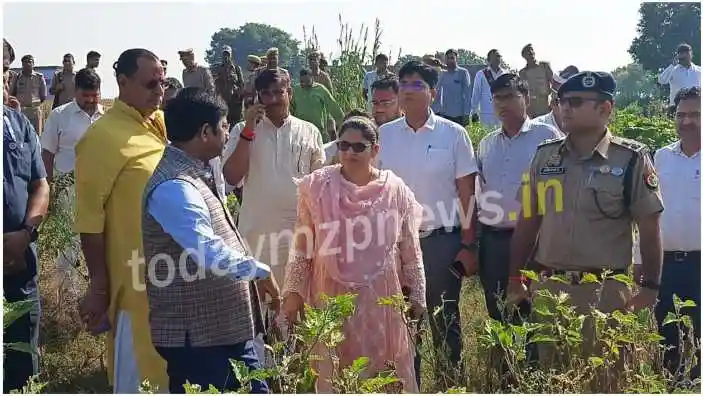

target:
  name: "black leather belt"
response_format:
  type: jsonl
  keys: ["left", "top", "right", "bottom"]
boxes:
{"left": 540, "top": 268, "right": 626, "bottom": 285}
{"left": 419, "top": 226, "right": 461, "bottom": 238}
{"left": 481, "top": 225, "right": 514, "bottom": 235}
{"left": 664, "top": 250, "right": 701, "bottom": 263}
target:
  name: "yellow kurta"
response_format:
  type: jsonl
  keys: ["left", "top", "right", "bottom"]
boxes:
{"left": 73, "top": 100, "right": 168, "bottom": 389}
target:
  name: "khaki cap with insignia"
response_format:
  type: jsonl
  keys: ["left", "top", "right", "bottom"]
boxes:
{"left": 247, "top": 55, "right": 261, "bottom": 64}
{"left": 178, "top": 48, "right": 194, "bottom": 56}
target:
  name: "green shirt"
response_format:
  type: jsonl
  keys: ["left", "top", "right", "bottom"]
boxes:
{"left": 291, "top": 83, "right": 344, "bottom": 142}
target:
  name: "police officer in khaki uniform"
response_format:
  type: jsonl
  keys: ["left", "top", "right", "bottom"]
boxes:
{"left": 179, "top": 48, "right": 215, "bottom": 95}
{"left": 506, "top": 72, "right": 664, "bottom": 372}
{"left": 10, "top": 55, "right": 47, "bottom": 134}
{"left": 213, "top": 45, "right": 244, "bottom": 125}
{"left": 50, "top": 53, "right": 76, "bottom": 108}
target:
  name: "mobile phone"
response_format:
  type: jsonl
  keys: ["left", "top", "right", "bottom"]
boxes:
{"left": 449, "top": 261, "right": 467, "bottom": 280}
{"left": 253, "top": 94, "right": 263, "bottom": 124}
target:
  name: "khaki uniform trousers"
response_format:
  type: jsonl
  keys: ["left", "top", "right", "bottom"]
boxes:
{"left": 21, "top": 106, "right": 43, "bottom": 135}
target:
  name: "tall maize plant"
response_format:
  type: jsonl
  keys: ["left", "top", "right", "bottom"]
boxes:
{"left": 329, "top": 15, "right": 372, "bottom": 112}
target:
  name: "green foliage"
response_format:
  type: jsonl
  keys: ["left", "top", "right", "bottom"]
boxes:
{"left": 609, "top": 107, "right": 678, "bottom": 152}
{"left": 205, "top": 23, "right": 301, "bottom": 71}
{"left": 327, "top": 15, "right": 376, "bottom": 111}
{"left": 163, "top": 293, "right": 403, "bottom": 393}
{"left": 612, "top": 63, "right": 667, "bottom": 111}
{"left": 39, "top": 172, "right": 79, "bottom": 264}
{"left": 629, "top": 2, "right": 701, "bottom": 73}
{"left": 3, "top": 298, "right": 37, "bottom": 355}
{"left": 474, "top": 270, "right": 700, "bottom": 393}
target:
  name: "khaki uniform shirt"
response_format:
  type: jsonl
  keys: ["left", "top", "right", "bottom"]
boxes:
{"left": 11, "top": 71, "right": 47, "bottom": 106}
{"left": 182, "top": 64, "right": 215, "bottom": 95}
{"left": 213, "top": 62, "right": 244, "bottom": 103}
{"left": 522, "top": 131, "right": 663, "bottom": 271}
{"left": 519, "top": 62, "right": 551, "bottom": 117}
{"left": 50, "top": 70, "right": 76, "bottom": 107}
{"left": 312, "top": 70, "right": 333, "bottom": 92}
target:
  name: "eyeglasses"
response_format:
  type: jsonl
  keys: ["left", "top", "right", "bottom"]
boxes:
{"left": 399, "top": 81, "right": 428, "bottom": 91}
{"left": 141, "top": 78, "right": 166, "bottom": 90}
{"left": 336, "top": 141, "right": 371, "bottom": 153}
{"left": 556, "top": 97, "right": 600, "bottom": 108}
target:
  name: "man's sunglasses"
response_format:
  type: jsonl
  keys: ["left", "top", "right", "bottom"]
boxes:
{"left": 336, "top": 141, "right": 371, "bottom": 153}
{"left": 142, "top": 78, "right": 167, "bottom": 90}
{"left": 556, "top": 97, "right": 600, "bottom": 108}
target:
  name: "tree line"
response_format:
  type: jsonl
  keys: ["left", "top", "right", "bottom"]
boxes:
{"left": 205, "top": 3, "right": 700, "bottom": 110}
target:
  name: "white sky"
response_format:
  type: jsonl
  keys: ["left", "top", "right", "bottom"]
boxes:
{"left": 3, "top": 0, "right": 642, "bottom": 98}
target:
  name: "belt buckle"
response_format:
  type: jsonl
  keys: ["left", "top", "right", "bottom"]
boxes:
{"left": 673, "top": 251, "right": 688, "bottom": 262}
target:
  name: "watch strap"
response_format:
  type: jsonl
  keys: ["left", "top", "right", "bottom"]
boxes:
{"left": 461, "top": 241, "right": 478, "bottom": 252}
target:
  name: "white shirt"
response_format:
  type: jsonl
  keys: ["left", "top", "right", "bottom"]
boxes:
{"left": 476, "top": 118, "right": 562, "bottom": 229}
{"left": 532, "top": 111, "right": 564, "bottom": 136}
{"left": 658, "top": 63, "right": 701, "bottom": 105}
{"left": 470, "top": 67, "right": 506, "bottom": 116}
{"left": 40, "top": 100, "right": 104, "bottom": 174}
{"left": 223, "top": 116, "right": 325, "bottom": 271}
{"left": 654, "top": 141, "right": 701, "bottom": 251}
{"left": 378, "top": 111, "right": 479, "bottom": 230}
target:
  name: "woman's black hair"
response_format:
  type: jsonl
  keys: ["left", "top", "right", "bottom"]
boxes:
{"left": 338, "top": 116, "right": 379, "bottom": 144}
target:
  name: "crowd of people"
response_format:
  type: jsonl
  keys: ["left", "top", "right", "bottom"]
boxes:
{"left": 2, "top": 33, "right": 701, "bottom": 394}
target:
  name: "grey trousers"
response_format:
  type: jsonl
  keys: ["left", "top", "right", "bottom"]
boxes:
{"left": 419, "top": 229, "right": 463, "bottom": 366}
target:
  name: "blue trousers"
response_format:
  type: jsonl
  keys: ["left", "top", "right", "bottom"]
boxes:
{"left": 156, "top": 336, "right": 269, "bottom": 393}
{"left": 655, "top": 252, "right": 701, "bottom": 380}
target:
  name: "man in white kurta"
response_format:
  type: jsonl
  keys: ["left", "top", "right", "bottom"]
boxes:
{"left": 41, "top": 68, "right": 103, "bottom": 293}
{"left": 225, "top": 116, "right": 325, "bottom": 283}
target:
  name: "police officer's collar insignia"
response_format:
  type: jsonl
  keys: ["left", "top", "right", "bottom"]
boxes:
{"left": 546, "top": 151, "right": 563, "bottom": 167}
{"left": 645, "top": 173, "right": 659, "bottom": 190}
{"left": 582, "top": 73, "right": 596, "bottom": 88}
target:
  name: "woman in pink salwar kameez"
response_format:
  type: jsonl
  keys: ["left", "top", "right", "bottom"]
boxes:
{"left": 281, "top": 116, "right": 427, "bottom": 393}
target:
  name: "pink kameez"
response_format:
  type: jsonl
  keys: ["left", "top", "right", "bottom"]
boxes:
{"left": 283, "top": 165, "right": 426, "bottom": 393}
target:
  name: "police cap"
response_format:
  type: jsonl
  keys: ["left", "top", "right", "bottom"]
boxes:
{"left": 557, "top": 71, "right": 616, "bottom": 99}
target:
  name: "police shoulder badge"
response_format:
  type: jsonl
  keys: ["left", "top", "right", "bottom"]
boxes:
{"left": 582, "top": 72, "right": 596, "bottom": 88}
{"left": 644, "top": 172, "right": 659, "bottom": 190}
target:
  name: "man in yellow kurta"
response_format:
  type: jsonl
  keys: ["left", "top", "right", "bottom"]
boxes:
{"left": 74, "top": 49, "right": 168, "bottom": 392}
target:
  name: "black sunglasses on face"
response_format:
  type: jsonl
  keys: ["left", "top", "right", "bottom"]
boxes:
{"left": 336, "top": 141, "right": 371, "bottom": 153}
{"left": 556, "top": 97, "right": 600, "bottom": 108}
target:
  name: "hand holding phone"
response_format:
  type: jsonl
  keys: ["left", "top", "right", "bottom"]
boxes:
{"left": 244, "top": 99, "right": 265, "bottom": 129}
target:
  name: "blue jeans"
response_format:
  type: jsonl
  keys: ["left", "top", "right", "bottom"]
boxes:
{"left": 655, "top": 252, "right": 701, "bottom": 380}
{"left": 156, "top": 336, "right": 269, "bottom": 393}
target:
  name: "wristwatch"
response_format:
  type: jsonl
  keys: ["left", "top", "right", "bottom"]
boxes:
{"left": 22, "top": 224, "right": 39, "bottom": 243}
{"left": 461, "top": 241, "right": 478, "bottom": 253}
